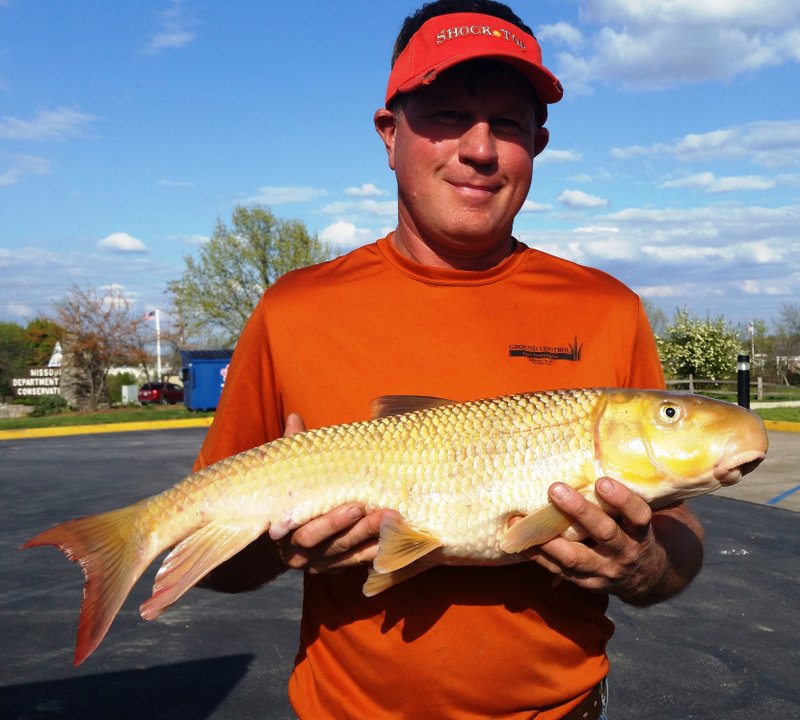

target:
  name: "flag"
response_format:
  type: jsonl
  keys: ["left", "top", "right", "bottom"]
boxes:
{"left": 143, "top": 310, "right": 156, "bottom": 320}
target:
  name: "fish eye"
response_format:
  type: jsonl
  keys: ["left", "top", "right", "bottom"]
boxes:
{"left": 659, "top": 403, "right": 682, "bottom": 423}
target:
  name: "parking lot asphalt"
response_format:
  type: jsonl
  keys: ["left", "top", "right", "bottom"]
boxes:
{"left": 1, "top": 428, "right": 798, "bottom": 719}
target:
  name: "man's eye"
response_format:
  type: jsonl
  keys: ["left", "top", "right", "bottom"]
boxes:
{"left": 432, "top": 110, "right": 467, "bottom": 124}
{"left": 492, "top": 117, "right": 523, "bottom": 131}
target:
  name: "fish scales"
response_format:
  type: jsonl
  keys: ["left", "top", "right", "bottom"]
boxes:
{"left": 22, "top": 387, "right": 769, "bottom": 666}
{"left": 230, "top": 388, "right": 606, "bottom": 556}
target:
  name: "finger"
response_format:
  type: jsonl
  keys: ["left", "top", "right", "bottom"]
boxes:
{"left": 287, "top": 510, "right": 397, "bottom": 573}
{"left": 284, "top": 412, "right": 306, "bottom": 437}
{"left": 595, "top": 477, "right": 652, "bottom": 530}
{"left": 289, "top": 503, "right": 366, "bottom": 549}
{"left": 306, "top": 538, "right": 380, "bottom": 574}
{"left": 548, "top": 482, "right": 624, "bottom": 547}
{"left": 317, "top": 509, "right": 395, "bottom": 559}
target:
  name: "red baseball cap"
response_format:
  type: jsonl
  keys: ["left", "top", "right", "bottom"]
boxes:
{"left": 385, "top": 12, "right": 563, "bottom": 113}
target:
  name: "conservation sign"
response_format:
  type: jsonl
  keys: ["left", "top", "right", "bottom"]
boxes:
{"left": 12, "top": 367, "right": 61, "bottom": 398}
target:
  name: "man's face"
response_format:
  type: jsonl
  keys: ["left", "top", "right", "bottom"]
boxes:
{"left": 376, "top": 63, "right": 545, "bottom": 263}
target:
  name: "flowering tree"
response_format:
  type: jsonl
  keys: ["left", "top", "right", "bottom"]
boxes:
{"left": 656, "top": 308, "right": 744, "bottom": 380}
{"left": 54, "top": 284, "right": 149, "bottom": 409}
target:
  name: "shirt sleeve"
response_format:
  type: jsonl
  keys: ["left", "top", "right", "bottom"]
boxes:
{"left": 193, "top": 295, "right": 285, "bottom": 471}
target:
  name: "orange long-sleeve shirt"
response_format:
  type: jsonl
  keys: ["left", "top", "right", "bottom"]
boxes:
{"left": 195, "top": 234, "right": 664, "bottom": 719}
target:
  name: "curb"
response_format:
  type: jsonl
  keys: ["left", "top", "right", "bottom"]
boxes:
{"left": 0, "top": 417, "right": 213, "bottom": 441}
{"left": 763, "top": 420, "right": 800, "bottom": 433}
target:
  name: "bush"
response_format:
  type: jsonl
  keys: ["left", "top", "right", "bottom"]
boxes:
{"left": 107, "top": 371, "right": 139, "bottom": 403}
{"left": 30, "top": 395, "right": 69, "bottom": 417}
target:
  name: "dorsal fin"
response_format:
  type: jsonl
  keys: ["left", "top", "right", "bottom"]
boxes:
{"left": 370, "top": 395, "right": 455, "bottom": 419}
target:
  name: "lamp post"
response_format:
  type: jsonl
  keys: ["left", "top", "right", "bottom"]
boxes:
{"left": 737, "top": 354, "right": 750, "bottom": 409}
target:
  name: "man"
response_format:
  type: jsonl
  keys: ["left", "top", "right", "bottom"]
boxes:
{"left": 195, "top": 1, "right": 704, "bottom": 717}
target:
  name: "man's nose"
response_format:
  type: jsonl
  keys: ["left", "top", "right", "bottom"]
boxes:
{"left": 458, "top": 121, "right": 498, "bottom": 167}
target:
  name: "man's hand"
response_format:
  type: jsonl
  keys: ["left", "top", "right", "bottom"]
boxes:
{"left": 277, "top": 413, "right": 393, "bottom": 574}
{"left": 516, "top": 478, "right": 703, "bottom": 605}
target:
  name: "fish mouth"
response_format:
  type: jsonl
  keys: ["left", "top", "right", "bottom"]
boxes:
{"left": 713, "top": 450, "right": 767, "bottom": 486}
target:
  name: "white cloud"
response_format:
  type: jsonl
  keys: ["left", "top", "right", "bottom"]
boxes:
{"left": 612, "top": 120, "right": 800, "bottom": 169}
{"left": 570, "top": 168, "right": 614, "bottom": 183}
{"left": 555, "top": 1, "right": 800, "bottom": 92}
{"left": 0, "top": 107, "right": 100, "bottom": 141}
{"left": 240, "top": 185, "right": 328, "bottom": 205}
{"left": 344, "top": 183, "right": 386, "bottom": 198}
{"left": 739, "top": 278, "right": 793, "bottom": 296}
{"left": 319, "top": 221, "right": 373, "bottom": 249}
{"left": 641, "top": 245, "right": 726, "bottom": 262}
{"left": 558, "top": 189, "right": 609, "bottom": 209}
{"left": 99, "top": 283, "right": 137, "bottom": 308}
{"left": 1, "top": 301, "right": 35, "bottom": 320}
{"left": 537, "top": 22, "right": 584, "bottom": 49}
{"left": 584, "top": 238, "right": 638, "bottom": 260}
{"left": 659, "top": 171, "right": 776, "bottom": 193}
{"left": 98, "top": 232, "right": 148, "bottom": 253}
{"left": 320, "top": 198, "right": 397, "bottom": 220}
{"left": 434, "top": 199, "right": 800, "bottom": 322}
{"left": 573, "top": 225, "right": 620, "bottom": 234}
{"left": 0, "top": 154, "right": 50, "bottom": 186}
{"left": 143, "top": 0, "right": 197, "bottom": 54}
{"left": 537, "top": 148, "right": 583, "bottom": 164}
{"left": 520, "top": 200, "right": 552, "bottom": 213}
{"left": 0, "top": 245, "right": 180, "bottom": 323}
{"left": 636, "top": 282, "right": 719, "bottom": 299}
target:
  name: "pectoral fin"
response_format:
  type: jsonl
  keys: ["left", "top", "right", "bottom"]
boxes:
{"left": 372, "top": 515, "right": 442, "bottom": 574}
{"left": 499, "top": 505, "right": 573, "bottom": 553}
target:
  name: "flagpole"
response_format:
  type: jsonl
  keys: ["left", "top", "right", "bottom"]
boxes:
{"left": 156, "top": 309, "right": 162, "bottom": 382}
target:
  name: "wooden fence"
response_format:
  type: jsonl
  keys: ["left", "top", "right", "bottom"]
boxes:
{"left": 665, "top": 376, "right": 800, "bottom": 404}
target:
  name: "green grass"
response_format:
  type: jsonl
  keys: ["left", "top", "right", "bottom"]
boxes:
{"left": 755, "top": 407, "right": 800, "bottom": 423}
{"left": 0, "top": 405, "right": 214, "bottom": 431}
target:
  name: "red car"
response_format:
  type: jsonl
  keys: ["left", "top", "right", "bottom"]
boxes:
{"left": 138, "top": 382, "right": 184, "bottom": 405}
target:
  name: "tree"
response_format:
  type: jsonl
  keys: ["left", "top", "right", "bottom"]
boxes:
{"left": 54, "top": 284, "right": 150, "bottom": 410}
{"left": 168, "top": 204, "right": 334, "bottom": 346}
{"left": 0, "top": 321, "right": 28, "bottom": 397}
{"left": 774, "top": 303, "right": 800, "bottom": 384}
{"left": 641, "top": 298, "right": 667, "bottom": 337}
{"left": 656, "top": 308, "right": 743, "bottom": 380}
{"left": 25, "top": 317, "right": 63, "bottom": 366}
{"left": 0, "top": 318, "right": 63, "bottom": 397}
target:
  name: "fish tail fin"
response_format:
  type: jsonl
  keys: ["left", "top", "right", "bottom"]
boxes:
{"left": 140, "top": 517, "right": 268, "bottom": 621}
{"left": 22, "top": 503, "right": 152, "bottom": 666}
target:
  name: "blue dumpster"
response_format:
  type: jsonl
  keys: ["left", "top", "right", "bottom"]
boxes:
{"left": 180, "top": 350, "right": 233, "bottom": 411}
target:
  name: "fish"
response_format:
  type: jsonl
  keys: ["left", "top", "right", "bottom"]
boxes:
{"left": 22, "top": 387, "right": 768, "bottom": 666}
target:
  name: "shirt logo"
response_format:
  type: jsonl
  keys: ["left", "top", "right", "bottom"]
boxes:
{"left": 509, "top": 337, "right": 583, "bottom": 365}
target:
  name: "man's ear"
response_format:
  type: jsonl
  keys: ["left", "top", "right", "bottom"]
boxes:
{"left": 533, "top": 127, "right": 549, "bottom": 157}
{"left": 374, "top": 108, "right": 398, "bottom": 170}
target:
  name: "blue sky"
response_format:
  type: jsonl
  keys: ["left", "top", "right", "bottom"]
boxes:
{"left": 1, "top": 0, "right": 798, "bottom": 332}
